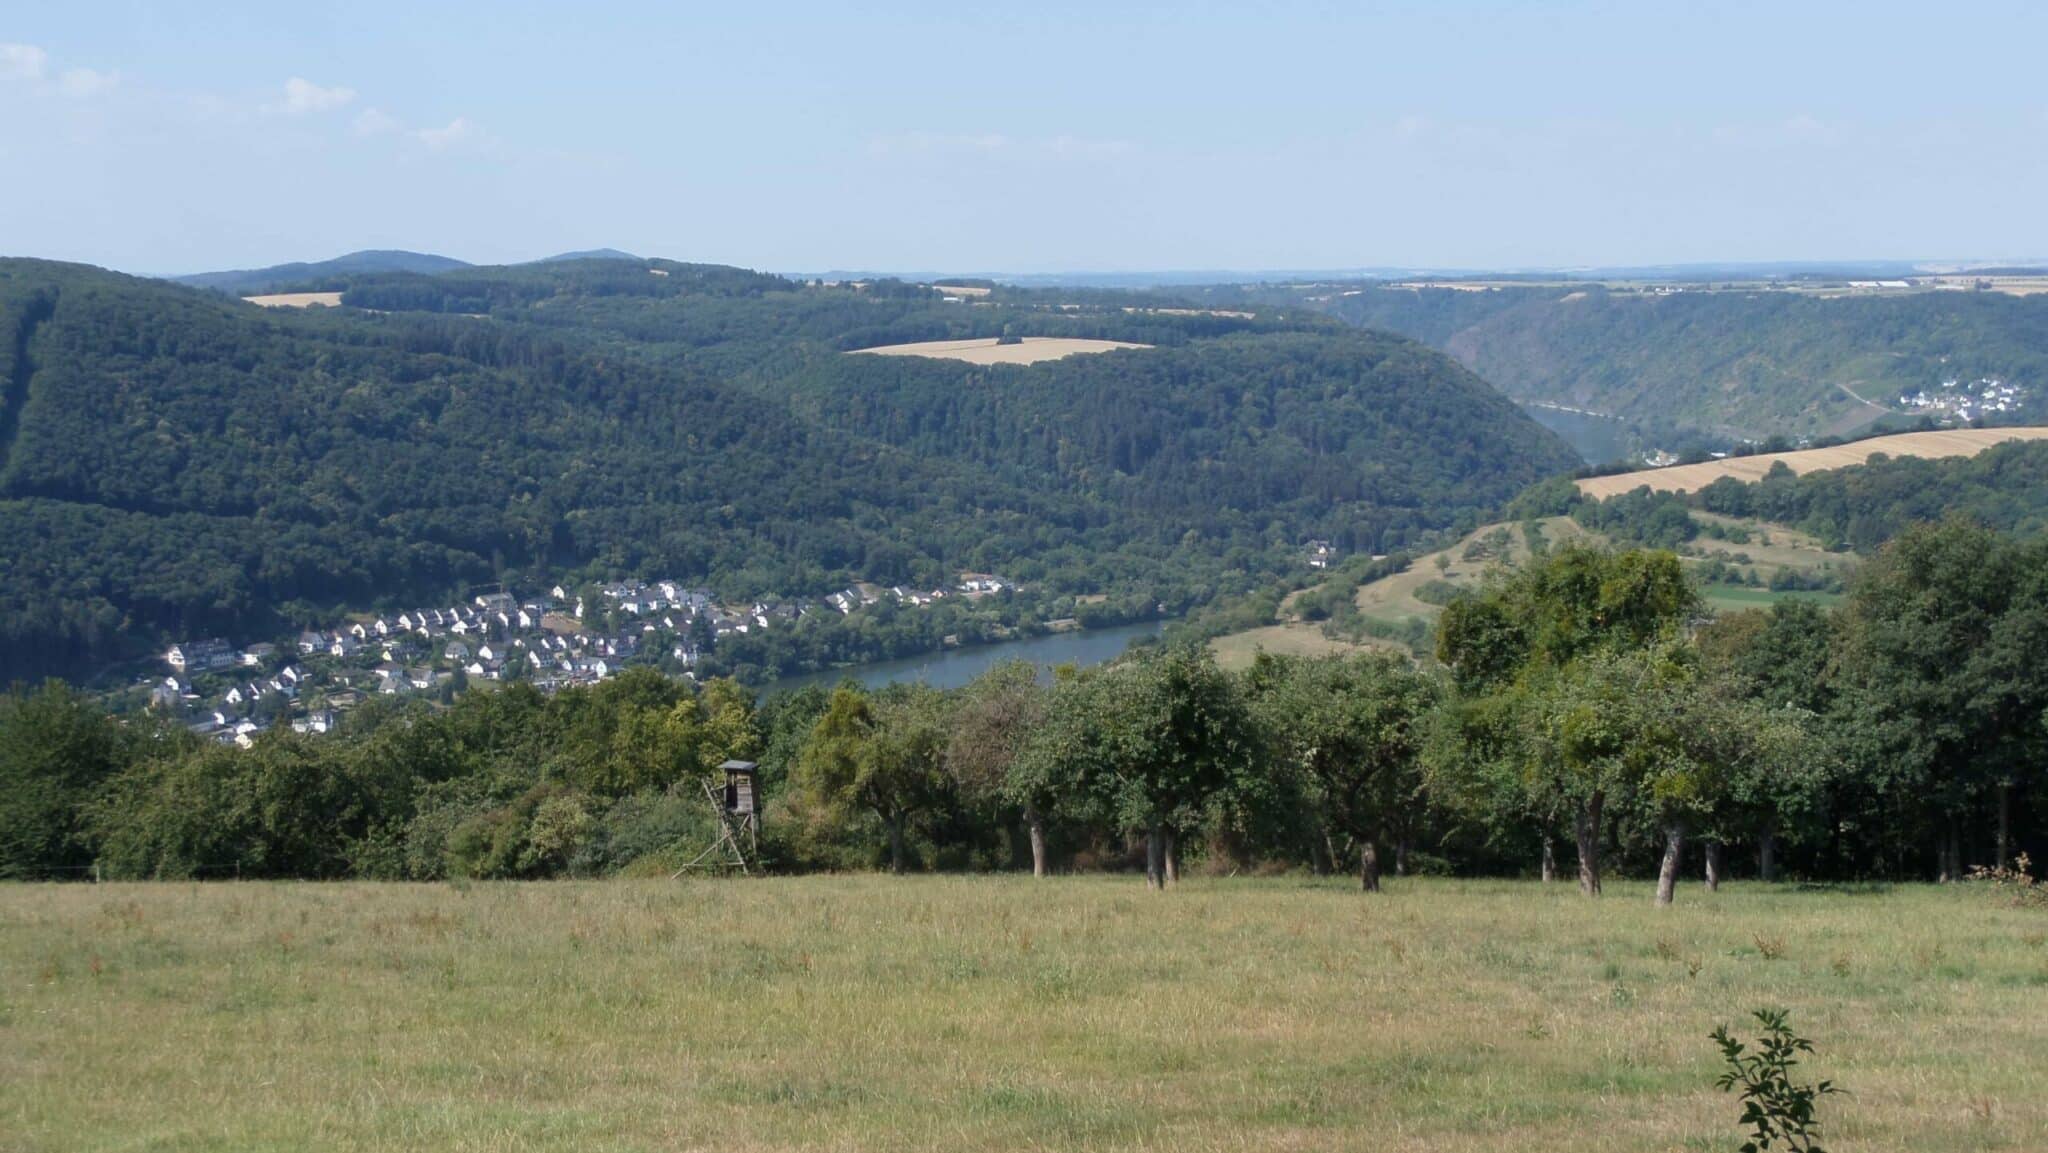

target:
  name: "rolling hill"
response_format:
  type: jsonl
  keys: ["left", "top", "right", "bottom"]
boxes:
{"left": 1279, "top": 284, "right": 2048, "bottom": 449}
{"left": 0, "top": 257, "right": 1576, "bottom": 680}
{"left": 171, "top": 249, "right": 472, "bottom": 295}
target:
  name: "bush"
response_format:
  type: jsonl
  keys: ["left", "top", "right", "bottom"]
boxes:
{"left": 1711, "top": 1008, "right": 1839, "bottom": 1153}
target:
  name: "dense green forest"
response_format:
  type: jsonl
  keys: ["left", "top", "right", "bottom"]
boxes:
{"left": 5, "top": 523, "right": 2042, "bottom": 888}
{"left": 1245, "top": 283, "right": 2048, "bottom": 446}
{"left": 0, "top": 258, "right": 1574, "bottom": 681}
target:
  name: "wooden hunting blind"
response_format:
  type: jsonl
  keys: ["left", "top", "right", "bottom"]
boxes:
{"left": 721, "top": 760, "right": 759, "bottom": 817}
{"left": 675, "top": 761, "right": 761, "bottom": 877}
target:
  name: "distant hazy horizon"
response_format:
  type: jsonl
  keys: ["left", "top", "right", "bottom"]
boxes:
{"left": 7, "top": 1, "right": 2047, "bottom": 275}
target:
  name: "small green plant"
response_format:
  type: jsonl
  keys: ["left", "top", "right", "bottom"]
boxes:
{"left": 1711, "top": 1008, "right": 1840, "bottom": 1153}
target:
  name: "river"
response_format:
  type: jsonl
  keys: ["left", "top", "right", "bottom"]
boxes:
{"left": 757, "top": 619, "right": 1167, "bottom": 696}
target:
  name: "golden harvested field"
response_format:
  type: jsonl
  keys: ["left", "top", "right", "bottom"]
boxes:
{"left": 848, "top": 337, "right": 1152, "bottom": 366}
{"left": 1208, "top": 622, "right": 1378, "bottom": 670}
{"left": 1576, "top": 427, "right": 2048, "bottom": 498}
{"left": 241, "top": 292, "right": 345, "bottom": 308}
{"left": 932, "top": 284, "right": 993, "bottom": 297}
{"left": 4, "top": 877, "right": 2045, "bottom": 1152}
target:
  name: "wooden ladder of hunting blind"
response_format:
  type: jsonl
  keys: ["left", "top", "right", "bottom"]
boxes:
{"left": 672, "top": 760, "right": 759, "bottom": 876}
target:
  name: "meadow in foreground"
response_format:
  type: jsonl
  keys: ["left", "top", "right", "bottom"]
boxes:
{"left": 3, "top": 877, "right": 2044, "bottom": 1152}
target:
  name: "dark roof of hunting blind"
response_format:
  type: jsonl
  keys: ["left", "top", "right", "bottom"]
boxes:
{"left": 719, "top": 760, "right": 758, "bottom": 772}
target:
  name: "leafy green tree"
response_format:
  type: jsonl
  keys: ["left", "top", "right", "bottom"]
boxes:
{"left": 0, "top": 681, "right": 147, "bottom": 878}
{"left": 1252, "top": 652, "right": 1442, "bottom": 891}
{"left": 946, "top": 661, "right": 1053, "bottom": 874}
{"left": 1057, "top": 646, "right": 1257, "bottom": 888}
{"left": 1435, "top": 547, "right": 1699, "bottom": 896}
{"left": 792, "top": 683, "right": 952, "bottom": 872}
{"left": 1834, "top": 520, "right": 2044, "bottom": 878}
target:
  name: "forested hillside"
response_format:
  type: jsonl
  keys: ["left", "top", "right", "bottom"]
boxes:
{"left": 172, "top": 249, "right": 472, "bottom": 295}
{"left": 1281, "top": 284, "right": 2048, "bottom": 444}
{"left": 0, "top": 258, "right": 1574, "bottom": 680}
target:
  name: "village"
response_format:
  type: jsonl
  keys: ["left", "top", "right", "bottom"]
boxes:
{"left": 150, "top": 573, "right": 1013, "bottom": 746}
{"left": 1897, "top": 375, "right": 2027, "bottom": 422}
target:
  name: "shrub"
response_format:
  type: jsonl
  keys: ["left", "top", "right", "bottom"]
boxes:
{"left": 1711, "top": 1008, "right": 1839, "bottom": 1153}
{"left": 1968, "top": 852, "right": 2046, "bottom": 909}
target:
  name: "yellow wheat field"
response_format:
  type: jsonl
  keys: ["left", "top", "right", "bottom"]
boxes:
{"left": 848, "top": 337, "right": 1152, "bottom": 366}
{"left": 1576, "top": 427, "right": 2048, "bottom": 498}
{"left": 241, "top": 292, "right": 345, "bottom": 308}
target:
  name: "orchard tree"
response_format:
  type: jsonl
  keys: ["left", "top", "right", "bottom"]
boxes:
{"left": 791, "top": 683, "right": 952, "bottom": 872}
{"left": 1253, "top": 652, "right": 1441, "bottom": 891}
{"left": 1061, "top": 645, "right": 1257, "bottom": 889}
{"left": 946, "top": 661, "right": 1053, "bottom": 875}
{"left": 1436, "top": 546, "right": 1698, "bottom": 896}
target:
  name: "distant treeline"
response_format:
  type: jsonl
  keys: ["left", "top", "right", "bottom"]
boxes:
{"left": 5, "top": 522, "right": 2042, "bottom": 892}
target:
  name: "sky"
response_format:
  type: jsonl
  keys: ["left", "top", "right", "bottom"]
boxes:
{"left": 4, "top": 1, "right": 2048, "bottom": 277}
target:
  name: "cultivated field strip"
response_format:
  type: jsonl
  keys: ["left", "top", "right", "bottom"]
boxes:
{"left": 847, "top": 337, "right": 1152, "bottom": 365}
{"left": 1576, "top": 427, "right": 2048, "bottom": 497}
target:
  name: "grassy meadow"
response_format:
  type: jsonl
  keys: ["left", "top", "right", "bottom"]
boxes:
{"left": 4, "top": 877, "right": 2045, "bottom": 1151}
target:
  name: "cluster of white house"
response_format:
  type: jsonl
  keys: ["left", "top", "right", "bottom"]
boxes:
{"left": 157, "top": 573, "right": 1012, "bottom": 745}
{"left": 1898, "top": 377, "right": 2026, "bottom": 422}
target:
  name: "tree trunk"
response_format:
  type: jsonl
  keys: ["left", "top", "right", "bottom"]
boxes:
{"left": 1655, "top": 823, "right": 1685, "bottom": 907}
{"left": 1573, "top": 796, "right": 1604, "bottom": 897}
{"left": 1024, "top": 805, "right": 1048, "bottom": 878}
{"left": 1997, "top": 782, "right": 2012, "bottom": 870}
{"left": 1360, "top": 839, "right": 1382, "bottom": 893}
{"left": 1163, "top": 827, "right": 1180, "bottom": 886}
{"left": 1540, "top": 836, "right": 1557, "bottom": 884}
{"left": 1703, "top": 840, "right": 1723, "bottom": 891}
{"left": 1395, "top": 837, "right": 1411, "bottom": 877}
{"left": 1937, "top": 820, "right": 1961, "bottom": 883}
{"left": 1145, "top": 823, "right": 1164, "bottom": 890}
{"left": 1321, "top": 830, "right": 1342, "bottom": 878}
{"left": 1757, "top": 828, "right": 1778, "bottom": 883}
{"left": 885, "top": 814, "right": 907, "bottom": 875}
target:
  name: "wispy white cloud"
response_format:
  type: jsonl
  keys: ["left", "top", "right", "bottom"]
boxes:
{"left": 411, "top": 116, "right": 476, "bottom": 150}
{"left": 351, "top": 106, "right": 398, "bottom": 136}
{"left": 0, "top": 42, "right": 46, "bottom": 80}
{"left": 280, "top": 76, "right": 355, "bottom": 114}
{"left": 58, "top": 67, "right": 117, "bottom": 98}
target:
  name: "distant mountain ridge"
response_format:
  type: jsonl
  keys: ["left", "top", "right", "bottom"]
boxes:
{"left": 172, "top": 250, "right": 472, "bottom": 294}
{"left": 534, "top": 248, "right": 641, "bottom": 264}
{"left": 171, "top": 247, "right": 643, "bottom": 295}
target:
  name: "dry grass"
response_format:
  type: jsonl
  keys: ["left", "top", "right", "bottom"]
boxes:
{"left": 1207, "top": 623, "right": 1377, "bottom": 670}
{"left": 3, "top": 877, "right": 2044, "bottom": 1151}
{"left": 1210, "top": 514, "right": 1850, "bottom": 662}
{"left": 241, "top": 292, "right": 345, "bottom": 308}
{"left": 847, "top": 337, "right": 1152, "bottom": 366}
{"left": 1575, "top": 428, "right": 2048, "bottom": 498}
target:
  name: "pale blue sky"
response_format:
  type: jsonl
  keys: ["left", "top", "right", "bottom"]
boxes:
{"left": 4, "top": 2, "right": 2046, "bottom": 275}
